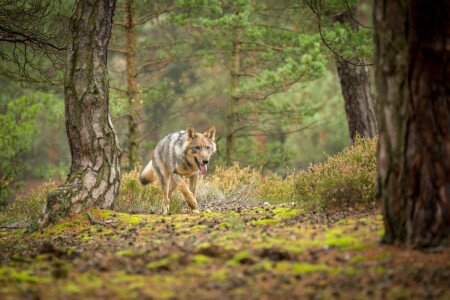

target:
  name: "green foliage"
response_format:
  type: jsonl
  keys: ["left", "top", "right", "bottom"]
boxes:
{"left": 173, "top": 0, "right": 328, "bottom": 168}
{"left": 293, "top": 136, "right": 377, "bottom": 210}
{"left": 0, "top": 96, "right": 43, "bottom": 205}
{"left": 306, "top": 0, "right": 373, "bottom": 63}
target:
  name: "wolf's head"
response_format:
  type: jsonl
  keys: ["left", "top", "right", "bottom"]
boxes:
{"left": 185, "top": 124, "right": 216, "bottom": 175}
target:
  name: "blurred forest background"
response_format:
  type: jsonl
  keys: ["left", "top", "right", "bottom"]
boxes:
{"left": 0, "top": 0, "right": 374, "bottom": 207}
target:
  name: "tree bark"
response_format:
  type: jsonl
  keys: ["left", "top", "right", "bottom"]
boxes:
{"left": 335, "top": 8, "right": 377, "bottom": 143}
{"left": 124, "top": 0, "right": 141, "bottom": 170}
{"left": 375, "top": 0, "right": 450, "bottom": 248}
{"left": 40, "top": 0, "right": 121, "bottom": 227}
{"left": 225, "top": 28, "right": 241, "bottom": 165}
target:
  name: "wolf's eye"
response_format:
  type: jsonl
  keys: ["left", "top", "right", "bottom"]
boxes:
{"left": 206, "top": 146, "right": 211, "bottom": 150}
{"left": 194, "top": 146, "right": 201, "bottom": 151}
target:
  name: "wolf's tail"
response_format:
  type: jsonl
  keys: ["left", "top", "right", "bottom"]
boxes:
{"left": 140, "top": 160, "right": 156, "bottom": 185}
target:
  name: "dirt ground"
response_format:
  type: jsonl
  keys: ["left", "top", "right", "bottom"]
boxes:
{"left": 1, "top": 203, "right": 450, "bottom": 299}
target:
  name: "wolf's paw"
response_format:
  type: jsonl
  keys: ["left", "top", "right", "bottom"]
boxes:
{"left": 162, "top": 205, "right": 170, "bottom": 215}
{"left": 191, "top": 209, "right": 200, "bottom": 214}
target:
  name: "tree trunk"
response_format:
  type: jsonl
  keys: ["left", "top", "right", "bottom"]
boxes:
{"left": 124, "top": 0, "right": 140, "bottom": 170}
{"left": 375, "top": 0, "right": 450, "bottom": 248}
{"left": 225, "top": 28, "right": 241, "bottom": 165}
{"left": 335, "top": 8, "right": 377, "bottom": 143}
{"left": 40, "top": 0, "right": 121, "bottom": 227}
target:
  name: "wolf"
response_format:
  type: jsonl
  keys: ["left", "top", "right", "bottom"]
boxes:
{"left": 140, "top": 124, "right": 217, "bottom": 214}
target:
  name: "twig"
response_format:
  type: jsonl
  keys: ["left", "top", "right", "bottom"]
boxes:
{"left": 0, "top": 221, "right": 29, "bottom": 230}
{"left": 87, "top": 211, "right": 104, "bottom": 225}
{"left": 87, "top": 211, "right": 118, "bottom": 226}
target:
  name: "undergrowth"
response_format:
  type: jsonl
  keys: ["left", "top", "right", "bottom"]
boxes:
{"left": 0, "top": 137, "right": 377, "bottom": 227}
{"left": 293, "top": 136, "right": 377, "bottom": 210}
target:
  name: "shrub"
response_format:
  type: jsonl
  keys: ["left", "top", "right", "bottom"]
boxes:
{"left": 0, "top": 181, "right": 57, "bottom": 228}
{"left": 113, "top": 168, "right": 185, "bottom": 214}
{"left": 207, "top": 163, "right": 261, "bottom": 195}
{"left": 293, "top": 136, "right": 377, "bottom": 211}
{"left": 257, "top": 172, "right": 295, "bottom": 204}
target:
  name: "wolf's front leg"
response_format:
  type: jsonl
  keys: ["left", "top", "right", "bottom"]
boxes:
{"left": 189, "top": 174, "right": 199, "bottom": 197}
{"left": 172, "top": 173, "right": 199, "bottom": 213}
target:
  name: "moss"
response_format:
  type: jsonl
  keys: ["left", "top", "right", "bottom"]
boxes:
{"left": 147, "top": 254, "right": 181, "bottom": 270}
{"left": 336, "top": 219, "right": 356, "bottom": 225}
{"left": 62, "top": 283, "right": 81, "bottom": 294}
{"left": 116, "top": 249, "right": 140, "bottom": 257}
{"left": 226, "top": 250, "right": 253, "bottom": 266}
{"left": 348, "top": 255, "right": 366, "bottom": 264}
{"left": 190, "top": 224, "right": 208, "bottom": 232}
{"left": 342, "top": 267, "right": 359, "bottom": 276}
{"left": 118, "top": 214, "right": 147, "bottom": 226}
{"left": 201, "top": 211, "right": 222, "bottom": 218}
{"left": 373, "top": 266, "right": 386, "bottom": 273}
{"left": 219, "top": 222, "right": 231, "bottom": 229}
{"left": 273, "top": 207, "right": 302, "bottom": 219}
{"left": 210, "top": 269, "right": 229, "bottom": 282}
{"left": 192, "top": 254, "right": 211, "bottom": 264}
{"left": 0, "top": 266, "right": 49, "bottom": 284}
{"left": 323, "top": 228, "right": 367, "bottom": 250}
{"left": 223, "top": 212, "right": 245, "bottom": 230}
{"left": 290, "top": 263, "right": 332, "bottom": 274}
{"left": 247, "top": 260, "right": 273, "bottom": 273}
{"left": 80, "top": 235, "right": 94, "bottom": 242}
{"left": 250, "top": 219, "right": 279, "bottom": 226}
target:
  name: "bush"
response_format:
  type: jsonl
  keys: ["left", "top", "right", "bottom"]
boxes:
{"left": 207, "top": 163, "right": 261, "bottom": 195}
{"left": 1, "top": 137, "right": 377, "bottom": 222}
{"left": 257, "top": 172, "right": 295, "bottom": 204}
{"left": 293, "top": 136, "right": 377, "bottom": 211}
{"left": 0, "top": 181, "right": 56, "bottom": 228}
{"left": 207, "top": 163, "right": 297, "bottom": 205}
{"left": 114, "top": 168, "right": 186, "bottom": 214}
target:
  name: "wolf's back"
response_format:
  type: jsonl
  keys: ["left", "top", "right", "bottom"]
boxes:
{"left": 140, "top": 131, "right": 186, "bottom": 185}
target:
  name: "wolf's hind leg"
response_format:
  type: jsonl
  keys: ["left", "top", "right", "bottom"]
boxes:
{"left": 172, "top": 173, "right": 198, "bottom": 212}
{"left": 168, "top": 177, "right": 177, "bottom": 199}
{"left": 162, "top": 178, "right": 171, "bottom": 215}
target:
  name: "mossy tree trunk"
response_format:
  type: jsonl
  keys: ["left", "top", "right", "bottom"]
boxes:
{"left": 375, "top": 0, "right": 450, "bottom": 248}
{"left": 40, "top": 0, "right": 121, "bottom": 227}
{"left": 124, "top": 0, "right": 140, "bottom": 170}
{"left": 335, "top": 8, "right": 377, "bottom": 143}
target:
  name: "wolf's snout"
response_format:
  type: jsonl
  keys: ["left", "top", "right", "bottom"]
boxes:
{"left": 202, "top": 160, "right": 209, "bottom": 165}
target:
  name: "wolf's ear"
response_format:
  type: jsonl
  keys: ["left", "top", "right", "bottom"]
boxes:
{"left": 186, "top": 124, "right": 197, "bottom": 140}
{"left": 204, "top": 125, "right": 216, "bottom": 141}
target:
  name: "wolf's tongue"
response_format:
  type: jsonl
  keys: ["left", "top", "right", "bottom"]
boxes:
{"left": 199, "top": 164, "right": 207, "bottom": 175}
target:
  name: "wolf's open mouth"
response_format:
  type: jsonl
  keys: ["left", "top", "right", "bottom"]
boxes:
{"left": 194, "top": 157, "right": 207, "bottom": 175}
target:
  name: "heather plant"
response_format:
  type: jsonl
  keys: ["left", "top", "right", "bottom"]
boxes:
{"left": 207, "top": 163, "right": 262, "bottom": 195}
{"left": 0, "top": 181, "right": 57, "bottom": 229}
{"left": 113, "top": 168, "right": 185, "bottom": 214}
{"left": 1, "top": 138, "right": 377, "bottom": 224}
{"left": 293, "top": 137, "right": 377, "bottom": 210}
{"left": 257, "top": 172, "right": 296, "bottom": 204}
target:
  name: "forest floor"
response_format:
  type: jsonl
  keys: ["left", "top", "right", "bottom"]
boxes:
{"left": 1, "top": 203, "right": 450, "bottom": 299}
